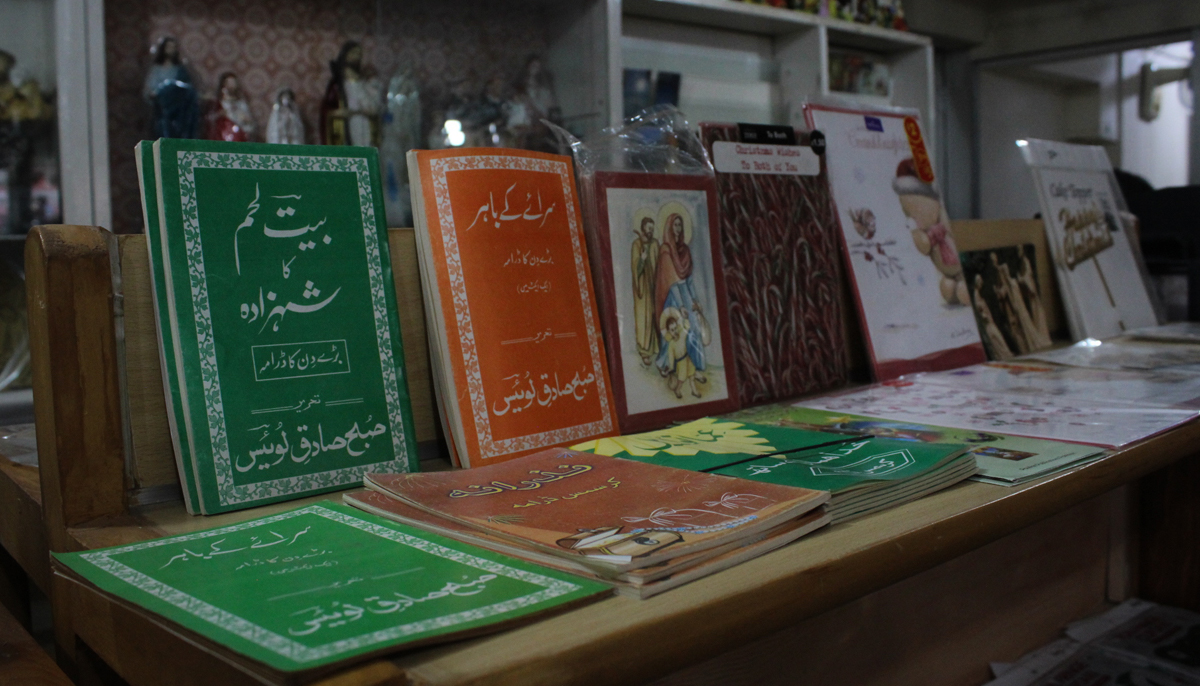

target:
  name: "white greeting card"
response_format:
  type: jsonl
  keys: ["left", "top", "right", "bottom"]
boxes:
{"left": 805, "top": 104, "right": 983, "bottom": 380}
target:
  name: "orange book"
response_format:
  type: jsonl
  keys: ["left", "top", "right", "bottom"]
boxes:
{"left": 365, "top": 448, "right": 829, "bottom": 572}
{"left": 408, "top": 148, "right": 619, "bottom": 467}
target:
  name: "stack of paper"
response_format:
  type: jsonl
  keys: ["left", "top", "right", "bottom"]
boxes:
{"left": 986, "top": 599, "right": 1200, "bottom": 686}
{"left": 347, "top": 449, "right": 831, "bottom": 598}
{"left": 730, "top": 404, "right": 1107, "bottom": 487}
{"left": 797, "top": 380, "right": 1198, "bottom": 449}
{"left": 712, "top": 437, "right": 975, "bottom": 522}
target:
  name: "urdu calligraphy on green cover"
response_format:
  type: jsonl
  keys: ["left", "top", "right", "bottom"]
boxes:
{"left": 152, "top": 140, "right": 418, "bottom": 513}
{"left": 54, "top": 503, "right": 609, "bottom": 672}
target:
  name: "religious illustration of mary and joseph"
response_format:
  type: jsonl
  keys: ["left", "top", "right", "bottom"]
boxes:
{"left": 630, "top": 202, "right": 712, "bottom": 400}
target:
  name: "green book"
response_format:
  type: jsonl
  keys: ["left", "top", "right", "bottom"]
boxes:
{"left": 571, "top": 417, "right": 862, "bottom": 471}
{"left": 714, "top": 437, "right": 967, "bottom": 493}
{"left": 142, "top": 139, "right": 419, "bottom": 514}
{"left": 53, "top": 502, "right": 609, "bottom": 680}
{"left": 728, "top": 404, "right": 1106, "bottom": 486}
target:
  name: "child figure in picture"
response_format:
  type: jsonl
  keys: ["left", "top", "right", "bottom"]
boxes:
{"left": 660, "top": 307, "right": 700, "bottom": 399}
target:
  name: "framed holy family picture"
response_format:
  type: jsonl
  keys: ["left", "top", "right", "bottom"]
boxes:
{"left": 586, "top": 172, "right": 739, "bottom": 432}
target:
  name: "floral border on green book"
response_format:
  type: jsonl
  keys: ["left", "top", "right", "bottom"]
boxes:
{"left": 78, "top": 505, "right": 582, "bottom": 662}
{"left": 177, "top": 151, "right": 411, "bottom": 506}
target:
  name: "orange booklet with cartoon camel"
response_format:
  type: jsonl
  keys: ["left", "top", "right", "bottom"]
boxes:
{"left": 365, "top": 449, "right": 829, "bottom": 572}
{"left": 407, "top": 148, "right": 619, "bottom": 467}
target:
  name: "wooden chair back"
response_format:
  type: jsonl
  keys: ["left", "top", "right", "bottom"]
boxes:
{"left": 26, "top": 225, "right": 436, "bottom": 547}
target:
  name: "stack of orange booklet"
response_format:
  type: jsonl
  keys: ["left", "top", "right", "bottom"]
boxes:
{"left": 345, "top": 448, "right": 831, "bottom": 598}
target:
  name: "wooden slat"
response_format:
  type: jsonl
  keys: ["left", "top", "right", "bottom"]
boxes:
{"left": 650, "top": 494, "right": 1113, "bottom": 686}
{"left": 387, "top": 229, "right": 438, "bottom": 445}
{"left": 1139, "top": 454, "right": 1200, "bottom": 611}
{"left": 0, "top": 590, "right": 72, "bottom": 686}
{"left": 950, "top": 218, "right": 1066, "bottom": 340}
{"left": 0, "top": 457, "right": 47, "bottom": 594}
{"left": 116, "top": 235, "right": 178, "bottom": 490}
{"left": 26, "top": 225, "right": 128, "bottom": 539}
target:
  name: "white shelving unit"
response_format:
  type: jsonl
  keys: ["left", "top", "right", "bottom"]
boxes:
{"left": 52, "top": 0, "right": 930, "bottom": 225}
{"left": 618, "top": 0, "right": 933, "bottom": 135}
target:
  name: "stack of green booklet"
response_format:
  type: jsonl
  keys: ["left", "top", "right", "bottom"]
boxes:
{"left": 136, "top": 140, "right": 419, "bottom": 514}
{"left": 53, "top": 503, "right": 609, "bottom": 682}
{"left": 713, "top": 437, "right": 976, "bottom": 522}
{"left": 571, "top": 417, "right": 863, "bottom": 471}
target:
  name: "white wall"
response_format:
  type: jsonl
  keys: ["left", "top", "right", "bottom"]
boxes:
{"left": 0, "top": 0, "right": 55, "bottom": 88}
{"left": 977, "top": 70, "right": 1068, "bottom": 220}
{"left": 1119, "top": 41, "right": 1192, "bottom": 190}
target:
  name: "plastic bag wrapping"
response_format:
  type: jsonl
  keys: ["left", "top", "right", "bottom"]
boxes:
{"left": 554, "top": 104, "right": 714, "bottom": 177}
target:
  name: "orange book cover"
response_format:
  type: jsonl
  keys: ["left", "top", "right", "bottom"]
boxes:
{"left": 408, "top": 148, "right": 618, "bottom": 466}
{"left": 365, "top": 449, "right": 828, "bottom": 570}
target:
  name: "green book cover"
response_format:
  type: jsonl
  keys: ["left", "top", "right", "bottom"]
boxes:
{"left": 729, "top": 404, "right": 1105, "bottom": 484}
{"left": 150, "top": 139, "right": 419, "bottom": 514}
{"left": 53, "top": 502, "right": 609, "bottom": 675}
{"left": 137, "top": 141, "right": 200, "bottom": 512}
{"left": 712, "top": 436, "right": 968, "bottom": 493}
{"left": 571, "top": 417, "right": 861, "bottom": 471}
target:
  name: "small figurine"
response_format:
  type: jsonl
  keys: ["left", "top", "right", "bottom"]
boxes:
{"left": 892, "top": 159, "right": 967, "bottom": 305}
{"left": 506, "top": 55, "right": 561, "bottom": 152}
{"left": 380, "top": 70, "right": 420, "bottom": 226}
{"left": 144, "top": 36, "right": 200, "bottom": 139}
{"left": 266, "top": 88, "right": 305, "bottom": 144}
{"left": 206, "top": 72, "right": 255, "bottom": 142}
{"left": 320, "top": 41, "right": 381, "bottom": 146}
{"left": 0, "top": 50, "right": 57, "bottom": 234}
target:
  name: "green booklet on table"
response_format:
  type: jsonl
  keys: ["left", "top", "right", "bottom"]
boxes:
{"left": 570, "top": 417, "right": 862, "bottom": 471}
{"left": 714, "top": 437, "right": 975, "bottom": 522}
{"left": 137, "top": 139, "right": 419, "bottom": 514}
{"left": 729, "top": 404, "right": 1107, "bottom": 486}
{"left": 53, "top": 502, "right": 609, "bottom": 682}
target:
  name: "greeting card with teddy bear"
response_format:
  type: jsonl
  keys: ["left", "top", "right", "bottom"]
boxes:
{"left": 805, "top": 104, "right": 985, "bottom": 381}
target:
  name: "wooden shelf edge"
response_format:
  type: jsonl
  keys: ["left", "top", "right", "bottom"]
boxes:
{"left": 394, "top": 420, "right": 1200, "bottom": 686}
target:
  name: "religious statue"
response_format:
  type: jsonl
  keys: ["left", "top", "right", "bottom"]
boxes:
{"left": 320, "top": 41, "right": 381, "bottom": 146}
{"left": 380, "top": 69, "right": 421, "bottom": 226}
{"left": 205, "top": 72, "right": 255, "bottom": 142}
{"left": 266, "top": 88, "right": 305, "bottom": 145}
{"left": 144, "top": 36, "right": 200, "bottom": 139}
{"left": 0, "top": 49, "right": 57, "bottom": 233}
{"left": 506, "top": 55, "right": 561, "bottom": 152}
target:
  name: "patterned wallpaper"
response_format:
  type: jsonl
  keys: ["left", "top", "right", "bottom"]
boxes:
{"left": 106, "top": 0, "right": 551, "bottom": 232}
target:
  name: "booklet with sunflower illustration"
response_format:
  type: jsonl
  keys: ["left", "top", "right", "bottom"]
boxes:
{"left": 141, "top": 139, "right": 419, "bottom": 515}
{"left": 804, "top": 104, "right": 985, "bottom": 380}
{"left": 53, "top": 502, "right": 608, "bottom": 682}
{"left": 579, "top": 171, "right": 740, "bottom": 432}
{"left": 407, "top": 148, "right": 618, "bottom": 468}
{"left": 571, "top": 417, "right": 862, "bottom": 471}
{"left": 364, "top": 448, "right": 828, "bottom": 573}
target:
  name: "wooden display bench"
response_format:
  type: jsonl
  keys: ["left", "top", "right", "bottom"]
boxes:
{"left": 17, "top": 222, "right": 1200, "bottom": 685}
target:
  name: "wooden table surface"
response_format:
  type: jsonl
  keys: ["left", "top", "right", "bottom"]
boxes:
{"left": 52, "top": 419, "right": 1200, "bottom": 686}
